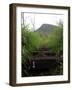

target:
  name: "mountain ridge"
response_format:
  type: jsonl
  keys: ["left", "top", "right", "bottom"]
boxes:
{"left": 35, "top": 24, "right": 58, "bottom": 34}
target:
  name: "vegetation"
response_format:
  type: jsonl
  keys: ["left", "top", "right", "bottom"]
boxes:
{"left": 21, "top": 25, "right": 47, "bottom": 63}
{"left": 46, "top": 25, "right": 63, "bottom": 54}
{"left": 21, "top": 21, "right": 63, "bottom": 76}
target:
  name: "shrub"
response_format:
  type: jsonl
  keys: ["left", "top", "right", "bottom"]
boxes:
{"left": 22, "top": 22, "right": 63, "bottom": 63}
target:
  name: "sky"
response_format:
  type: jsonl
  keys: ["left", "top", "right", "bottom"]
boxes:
{"left": 21, "top": 12, "right": 64, "bottom": 31}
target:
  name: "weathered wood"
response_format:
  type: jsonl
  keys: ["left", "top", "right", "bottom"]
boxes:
{"left": 32, "top": 50, "right": 56, "bottom": 56}
{"left": 28, "top": 50, "right": 63, "bottom": 70}
{"left": 30, "top": 59, "right": 58, "bottom": 70}
{"left": 29, "top": 56, "right": 59, "bottom": 61}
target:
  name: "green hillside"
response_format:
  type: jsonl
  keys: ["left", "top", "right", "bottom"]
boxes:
{"left": 35, "top": 24, "right": 58, "bottom": 34}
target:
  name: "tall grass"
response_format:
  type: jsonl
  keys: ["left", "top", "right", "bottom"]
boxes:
{"left": 22, "top": 23, "right": 63, "bottom": 64}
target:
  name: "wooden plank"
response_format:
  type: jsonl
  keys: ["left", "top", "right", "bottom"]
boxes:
{"left": 29, "top": 56, "right": 59, "bottom": 61}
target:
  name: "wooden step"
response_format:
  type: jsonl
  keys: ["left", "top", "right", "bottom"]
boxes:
{"left": 29, "top": 56, "right": 62, "bottom": 61}
{"left": 32, "top": 50, "right": 56, "bottom": 56}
